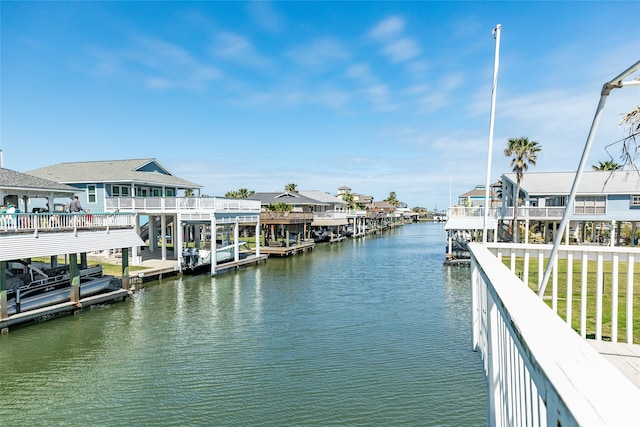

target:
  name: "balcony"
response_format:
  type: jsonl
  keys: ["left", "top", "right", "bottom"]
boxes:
{"left": 448, "top": 206, "right": 566, "bottom": 221}
{"left": 260, "top": 211, "right": 313, "bottom": 224}
{"left": 105, "top": 197, "right": 261, "bottom": 214}
{"left": 0, "top": 212, "right": 136, "bottom": 235}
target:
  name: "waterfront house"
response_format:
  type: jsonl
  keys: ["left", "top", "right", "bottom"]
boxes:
{"left": 299, "top": 190, "right": 349, "bottom": 240}
{"left": 27, "top": 158, "right": 263, "bottom": 270}
{"left": 26, "top": 158, "right": 202, "bottom": 213}
{"left": 501, "top": 170, "right": 640, "bottom": 245}
{"left": 0, "top": 166, "right": 145, "bottom": 328}
{"left": 252, "top": 191, "right": 322, "bottom": 249}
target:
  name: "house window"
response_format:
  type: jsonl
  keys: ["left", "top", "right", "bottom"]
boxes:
{"left": 87, "top": 185, "right": 97, "bottom": 204}
{"left": 153, "top": 189, "right": 161, "bottom": 197}
{"left": 166, "top": 189, "right": 174, "bottom": 196}
{"left": 631, "top": 195, "right": 640, "bottom": 207}
{"left": 574, "top": 195, "right": 606, "bottom": 214}
{"left": 112, "top": 186, "right": 130, "bottom": 197}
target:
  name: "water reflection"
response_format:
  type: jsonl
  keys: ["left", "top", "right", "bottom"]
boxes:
{"left": 0, "top": 223, "right": 486, "bottom": 426}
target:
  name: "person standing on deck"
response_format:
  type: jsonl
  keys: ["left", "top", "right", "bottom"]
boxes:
{"left": 69, "top": 196, "right": 83, "bottom": 213}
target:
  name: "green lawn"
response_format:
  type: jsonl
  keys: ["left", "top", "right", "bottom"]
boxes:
{"left": 502, "top": 255, "right": 640, "bottom": 343}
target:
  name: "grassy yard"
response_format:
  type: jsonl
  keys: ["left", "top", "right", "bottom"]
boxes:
{"left": 502, "top": 255, "right": 640, "bottom": 344}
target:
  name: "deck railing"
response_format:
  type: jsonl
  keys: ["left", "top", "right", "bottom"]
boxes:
{"left": 313, "top": 210, "right": 348, "bottom": 220}
{"left": 0, "top": 212, "right": 136, "bottom": 234}
{"left": 448, "top": 206, "right": 566, "bottom": 220}
{"left": 485, "top": 242, "right": 639, "bottom": 344}
{"left": 105, "top": 197, "right": 261, "bottom": 213}
{"left": 470, "top": 242, "right": 640, "bottom": 426}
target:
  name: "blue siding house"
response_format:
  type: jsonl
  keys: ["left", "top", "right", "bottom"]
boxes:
{"left": 26, "top": 158, "right": 201, "bottom": 212}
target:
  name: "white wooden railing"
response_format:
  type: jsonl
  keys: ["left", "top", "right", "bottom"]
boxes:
{"left": 470, "top": 242, "right": 640, "bottom": 426}
{"left": 448, "top": 206, "right": 566, "bottom": 220}
{"left": 105, "top": 197, "right": 261, "bottom": 213}
{"left": 485, "top": 242, "right": 639, "bottom": 344}
{"left": 313, "top": 210, "right": 348, "bottom": 220}
{"left": 0, "top": 212, "right": 136, "bottom": 234}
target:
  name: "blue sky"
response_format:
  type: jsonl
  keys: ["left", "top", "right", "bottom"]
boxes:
{"left": 1, "top": 1, "right": 638, "bottom": 209}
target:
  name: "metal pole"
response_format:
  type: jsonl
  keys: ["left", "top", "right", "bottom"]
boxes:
{"left": 483, "top": 24, "right": 501, "bottom": 244}
{"left": 539, "top": 59, "right": 640, "bottom": 296}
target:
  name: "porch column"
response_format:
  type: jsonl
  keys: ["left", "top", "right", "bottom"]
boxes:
{"left": 69, "top": 254, "right": 80, "bottom": 303}
{"left": 524, "top": 218, "right": 530, "bottom": 244}
{"left": 632, "top": 222, "right": 637, "bottom": 247}
{"left": 132, "top": 215, "right": 140, "bottom": 265}
{"left": 160, "top": 214, "right": 167, "bottom": 261}
{"left": 610, "top": 220, "right": 616, "bottom": 247}
{"left": 122, "top": 248, "right": 130, "bottom": 290}
{"left": 210, "top": 214, "right": 217, "bottom": 276}
{"left": 195, "top": 224, "right": 201, "bottom": 249}
{"left": 234, "top": 217, "right": 240, "bottom": 262}
{"left": 255, "top": 216, "right": 261, "bottom": 257}
{"left": 0, "top": 261, "right": 7, "bottom": 320}
{"left": 176, "top": 213, "right": 183, "bottom": 266}
{"left": 564, "top": 222, "right": 570, "bottom": 246}
{"left": 149, "top": 215, "right": 157, "bottom": 253}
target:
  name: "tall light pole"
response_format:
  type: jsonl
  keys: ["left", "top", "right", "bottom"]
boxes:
{"left": 483, "top": 24, "right": 501, "bottom": 244}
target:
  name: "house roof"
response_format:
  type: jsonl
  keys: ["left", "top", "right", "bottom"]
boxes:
{"left": 299, "top": 190, "right": 348, "bottom": 205}
{"left": 252, "top": 191, "right": 329, "bottom": 206}
{"left": 503, "top": 171, "right": 640, "bottom": 195}
{"left": 1, "top": 167, "right": 77, "bottom": 194}
{"left": 371, "top": 201, "right": 395, "bottom": 210}
{"left": 459, "top": 188, "right": 486, "bottom": 198}
{"left": 26, "top": 158, "right": 202, "bottom": 189}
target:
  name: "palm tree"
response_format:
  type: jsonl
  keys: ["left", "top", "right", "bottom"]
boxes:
{"left": 592, "top": 160, "right": 622, "bottom": 171}
{"left": 184, "top": 188, "right": 195, "bottom": 197}
{"left": 226, "top": 188, "right": 255, "bottom": 198}
{"left": 284, "top": 183, "right": 298, "bottom": 193}
{"left": 504, "top": 137, "right": 541, "bottom": 243}
{"left": 384, "top": 191, "right": 400, "bottom": 207}
{"left": 342, "top": 191, "right": 355, "bottom": 209}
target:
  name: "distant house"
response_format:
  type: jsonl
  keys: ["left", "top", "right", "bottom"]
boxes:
{"left": 336, "top": 186, "right": 374, "bottom": 206}
{"left": 501, "top": 170, "right": 640, "bottom": 245}
{"left": 457, "top": 183, "right": 502, "bottom": 208}
{"left": 26, "top": 158, "right": 201, "bottom": 212}
{"left": 502, "top": 171, "right": 640, "bottom": 221}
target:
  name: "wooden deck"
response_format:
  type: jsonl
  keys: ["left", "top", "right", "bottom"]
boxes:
{"left": 256, "top": 241, "right": 315, "bottom": 257}
{"left": 589, "top": 340, "right": 640, "bottom": 389}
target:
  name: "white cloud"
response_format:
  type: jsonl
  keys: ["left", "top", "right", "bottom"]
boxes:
{"left": 369, "top": 16, "right": 405, "bottom": 40}
{"left": 88, "top": 34, "right": 222, "bottom": 91}
{"left": 211, "top": 31, "right": 271, "bottom": 68}
{"left": 246, "top": 1, "right": 284, "bottom": 33}
{"left": 346, "top": 63, "right": 376, "bottom": 84}
{"left": 382, "top": 37, "right": 420, "bottom": 63}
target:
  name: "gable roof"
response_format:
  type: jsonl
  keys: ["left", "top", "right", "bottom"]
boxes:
{"left": 1, "top": 167, "right": 77, "bottom": 194}
{"left": 503, "top": 171, "right": 640, "bottom": 196}
{"left": 299, "top": 190, "right": 348, "bottom": 205}
{"left": 26, "top": 158, "right": 201, "bottom": 189}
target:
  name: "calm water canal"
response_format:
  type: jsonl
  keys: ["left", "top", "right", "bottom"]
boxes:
{"left": 1, "top": 222, "right": 487, "bottom": 426}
